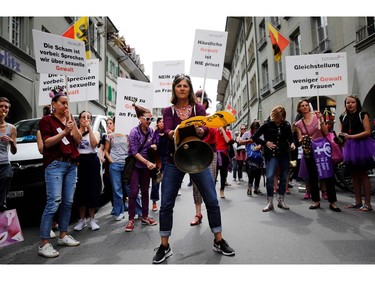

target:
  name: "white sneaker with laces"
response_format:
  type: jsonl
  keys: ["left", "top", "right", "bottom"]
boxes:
{"left": 74, "top": 218, "right": 87, "bottom": 231}
{"left": 115, "top": 212, "right": 125, "bottom": 221}
{"left": 88, "top": 218, "right": 100, "bottom": 231}
{"left": 57, "top": 235, "right": 80, "bottom": 247}
{"left": 50, "top": 230, "right": 56, "bottom": 238}
{"left": 38, "top": 243, "right": 59, "bottom": 258}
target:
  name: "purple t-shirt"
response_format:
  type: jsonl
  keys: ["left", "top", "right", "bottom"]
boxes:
{"left": 128, "top": 125, "right": 156, "bottom": 169}
{"left": 163, "top": 103, "right": 207, "bottom": 164}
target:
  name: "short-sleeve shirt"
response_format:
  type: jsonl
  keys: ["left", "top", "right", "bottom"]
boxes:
{"left": 39, "top": 114, "right": 80, "bottom": 167}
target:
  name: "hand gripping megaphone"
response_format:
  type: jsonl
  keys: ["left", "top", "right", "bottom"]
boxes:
{"left": 173, "top": 111, "right": 236, "bottom": 174}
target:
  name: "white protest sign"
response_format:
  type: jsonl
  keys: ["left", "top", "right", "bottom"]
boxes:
{"left": 115, "top": 78, "right": 153, "bottom": 134}
{"left": 32, "top": 29, "right": 86, "bottom": 77}
{"left": 190, "top": 29, "right": 228, "bottom": 80}
{"left": 38, "top": 59, "right": 99, "bottom": 106}
{"left": 152, "top": 60, "right": 184, "bottom": 108}
{"left": 285, "top": 52, "right": 348, "bottom": 98}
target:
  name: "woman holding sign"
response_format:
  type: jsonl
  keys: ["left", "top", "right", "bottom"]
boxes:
{"left": 295, "top": 99, "right": 341, "bottom": 212}
{"left": 38, "top": 89, "right": 82, "bottom": 258}
{"left": 152, "top": 74, "right": 235, "bottom": 264}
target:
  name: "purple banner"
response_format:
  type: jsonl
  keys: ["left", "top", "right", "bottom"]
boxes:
{"left": 312, "top": 138, "right": 334, "bottom": 179}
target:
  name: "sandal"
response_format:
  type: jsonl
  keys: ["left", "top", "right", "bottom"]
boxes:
{"left": 357, "top": 205, "right": 373, "bottom": 212}
{"left": 344, "top": 203, "right": 362, "bottom": 209}
{"left": 190, "top": 214, "right": 203, "bottom": 226}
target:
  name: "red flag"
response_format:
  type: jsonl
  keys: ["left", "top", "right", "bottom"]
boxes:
{"left": 267, "top": 22, "right": 289, "bottom": 62}
{"left": 225, "top": 104, "right": 237, "bottom": 116}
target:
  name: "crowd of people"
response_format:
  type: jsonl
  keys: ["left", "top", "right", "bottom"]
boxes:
{"left": 1, "top": 77, "right": 374, "bottom": 263}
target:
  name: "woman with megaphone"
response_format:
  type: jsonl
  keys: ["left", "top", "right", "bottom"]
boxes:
{"left": 152, "top": 74, "right": 235, "bottom": 264}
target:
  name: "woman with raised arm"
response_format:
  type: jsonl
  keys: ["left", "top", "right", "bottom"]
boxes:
{"left": 38, "top": 89, "right": 82, "bottom": 258}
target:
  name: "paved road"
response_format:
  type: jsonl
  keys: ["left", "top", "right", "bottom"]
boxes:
{"left": 1, "top": 172, "right": 375, "bottom": 278}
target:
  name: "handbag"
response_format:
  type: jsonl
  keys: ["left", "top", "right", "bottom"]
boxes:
{"left": 122, "top": 131, "right": 149, "bottom": 183}
{"left": 228, "top": 142, "right": 235, "bottom": 158}
{"left": 246, "top": 143, "right": 263, "bottom": 164}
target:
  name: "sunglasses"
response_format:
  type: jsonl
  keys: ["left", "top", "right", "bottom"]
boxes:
{"left": 141, "top": 116, "right": 154, "bottom": 122}
{"left": 173, "top": 73, "right": 191, "bottom": 82}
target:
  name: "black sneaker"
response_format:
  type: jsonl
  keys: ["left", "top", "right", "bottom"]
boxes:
{"left": 152, "top": 244, "right": 173, "bottom": 264}
{"left": 213, "top": 239, "right": 235, "bottom": 256}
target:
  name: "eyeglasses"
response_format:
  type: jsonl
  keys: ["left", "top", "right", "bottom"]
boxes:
{"left": 141, "top": 116, "right": 154, "bottom": 122}
{"left": 173, "top": 73, "right": 191, "bottom": 82}
{"left": 240, "top": 128, "right": 246, "bottom": 130}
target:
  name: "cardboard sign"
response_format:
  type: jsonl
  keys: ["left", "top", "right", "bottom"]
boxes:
{"left": 190, "top": 29, "right": 228, "bottom": 80}
{"left": 152, "top": 60, "right": 184, "bottom": 108}
{"left": 38, "top": 59, "right": 99, "bottom": 106}
{"left": 0, "top": 209, "right": 24, "bottom": 248}
{"left": 32, "top": 29, "right": 87, "bottom": 77}
{"left": 115, "top": 78, "right": 153, "bottom": 135}
{"left": 285, "top": 52, "right": 348, "bottom": 97}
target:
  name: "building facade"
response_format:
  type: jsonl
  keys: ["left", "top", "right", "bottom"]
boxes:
{"left": 218, "top": 16, "right": 375, "bottom": 132}
{"left": 0, "top": 16, "right": 148, "bottom": 124}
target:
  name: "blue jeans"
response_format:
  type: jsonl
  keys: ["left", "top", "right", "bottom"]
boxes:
{"left": 159, "top": 163, "right": 222, "bottom": 237}
{"left": 109, "top": 162, "right": 127, "bottom": 216}
{"left": 40, "top": 160, "right": 77, "bottom": 239}
{"left": 265, "top": 155, "right": 290, "bottom": 197}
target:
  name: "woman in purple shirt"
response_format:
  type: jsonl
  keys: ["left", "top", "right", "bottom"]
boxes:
{"left": 152, "top": 74, "right": 235, "bottom": 264}
{"left": 125, "top": 103, "right": 158, "bottom": 232}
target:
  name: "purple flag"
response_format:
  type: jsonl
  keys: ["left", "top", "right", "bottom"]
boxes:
{"left": 311, "top": 138, "right": 334, "bottom": 179}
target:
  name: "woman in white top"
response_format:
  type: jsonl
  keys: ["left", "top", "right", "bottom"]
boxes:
{"left": 74, "top": 111, "right": 102, "bottom": 231}
{"left": 0, "top": 97, "right": 17, "bottom": 212}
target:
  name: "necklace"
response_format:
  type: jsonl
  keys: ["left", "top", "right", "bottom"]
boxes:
{"left": 175, "top": 105, "right": 192, "bottom": 118}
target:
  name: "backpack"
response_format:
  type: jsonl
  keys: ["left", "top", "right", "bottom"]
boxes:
{"left": 246, "top": 143, "right": 262, "bottom": 163}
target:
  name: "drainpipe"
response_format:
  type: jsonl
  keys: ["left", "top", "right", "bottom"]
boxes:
{"left": 253, "top": 17, "right": 262, "bottom": 121}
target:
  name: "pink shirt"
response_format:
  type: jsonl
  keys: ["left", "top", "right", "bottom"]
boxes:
{"left": 296, "top": 114, "right": 325, "bottom": 141}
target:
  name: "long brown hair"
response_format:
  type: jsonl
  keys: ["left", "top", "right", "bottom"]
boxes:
{"left": 170, "top": 74, "right": 196, "bottom": 105}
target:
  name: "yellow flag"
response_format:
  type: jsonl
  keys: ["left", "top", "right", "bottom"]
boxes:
{"left": 62, "top": 16, "right": 91, "bottom": 59}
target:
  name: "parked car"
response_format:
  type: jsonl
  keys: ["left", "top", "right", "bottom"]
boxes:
{"left": 6, "top": 115, "right": 111, "bottom": 226}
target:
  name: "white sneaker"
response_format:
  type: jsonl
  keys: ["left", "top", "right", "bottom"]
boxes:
{"left": 115, "top": 212, "right": 125, "bottom": 221}
{"left": 38, "top": 243, "right": 59, "bottom": 258}
{"left": 50, "top": 230, "right": 56, "bottom": 238}
{"left": 57, "top": 235, "right": 80, "bottom": 247}
{"left": 74, "top": 218, "right": 87, "bottom": 231}
{"left": 88, "top": 218, "right": 100, "bottom": 231}
{"left": 177, "top": 189, "right": 182, "bottom": 196}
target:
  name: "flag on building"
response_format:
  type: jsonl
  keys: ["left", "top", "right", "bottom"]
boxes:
{"left": 225, "top": 104, "right": 237, "bottom": 116}
{"left": 62, "top": 16, "right": 91, "bottom": 59}
{"left": 267, "top": 22, "right": 289, "bottom": 62}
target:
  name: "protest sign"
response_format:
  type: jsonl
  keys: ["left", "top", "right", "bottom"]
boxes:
{"left": 32, "top": 29, "right": 87, "bottom": 77}
{"left": 38, "top": 59, "right": 99, "bottom": 106}
{"left": 190, "top": 29, "right": 228, "bottom": 80}
{"left": 285, "top": 52, "right": 348, "bottom": 98}
{"left": 152, "top": 60, "right": 184, "bottom": 108}
{"left": 115, "top": 78, "right": 153, "bottom": 134}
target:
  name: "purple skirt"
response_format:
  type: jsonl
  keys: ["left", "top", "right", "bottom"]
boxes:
{"left": 343, "top": 137, "right": 375, "bottom": 170}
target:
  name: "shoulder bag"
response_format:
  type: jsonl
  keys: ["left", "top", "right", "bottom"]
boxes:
{"left": 122, "top": 131, "right": 149, "bottom": 183}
